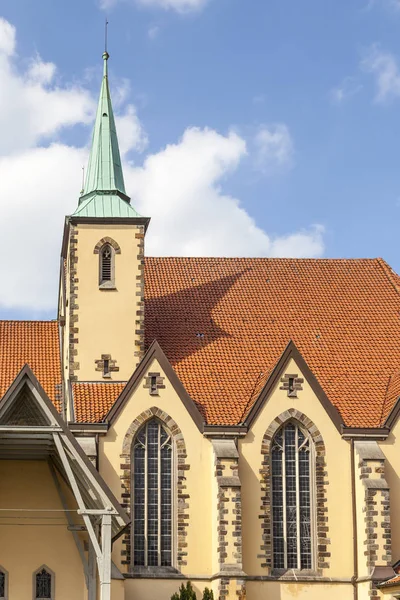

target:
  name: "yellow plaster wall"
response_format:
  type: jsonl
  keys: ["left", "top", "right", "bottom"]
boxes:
{"left": 124, "top": 578, "right": 212, "bottom": 599}
{"left": 246, "top": 581, "right": 354, "bottom": 599}
{"left": 0, "top": 460, "right": 86, "bottom": 599}
{"left": 240, "top": 357, "right": 354, "bottom": 578}
{"left": 70, "top": 223, "right": 142, "bottom": 382}
{"left": 99, "top": 357, "right": 213, "bottom": 576}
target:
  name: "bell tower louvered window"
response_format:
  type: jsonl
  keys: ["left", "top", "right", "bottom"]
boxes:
{"left": 271, "top": 422, "right": 313, "bottom": 570}
{"left": 35, "top": 567, "right": 53, "bottom": 599}
{"left": 101, "top": 244, "right": 112, "bottom": 282}
{"left": 132, "top": 419, "right": 173, "bottom": 567}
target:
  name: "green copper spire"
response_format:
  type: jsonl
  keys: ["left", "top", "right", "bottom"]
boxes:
{"left": 73, "top": 51, "right": 141, "bottom": 218}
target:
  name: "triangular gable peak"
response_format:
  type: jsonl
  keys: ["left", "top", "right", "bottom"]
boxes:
{"left": 244, "top": 340, "right": 344, "bottom": 433}
{"left": 0, "top": 364, "right": 59, "bottom": 428}
{"left": 106, "top": 339, "right": 205, "bottom": 432}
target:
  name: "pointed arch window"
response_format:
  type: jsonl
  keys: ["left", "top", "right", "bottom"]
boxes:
{"left": 132, "top": 418, "right": 173, "bottom": 568}
{"left": 0, "top": 566, "right": 8, "bottom": 600}
{"left": 271, "top": 422, "right": 314, "bottom": 570}
{"left": 99, "top": 243, "right": 115, "bottom": 288}
{"left": 34, "top": 566, "right": 54, "bottom": 599}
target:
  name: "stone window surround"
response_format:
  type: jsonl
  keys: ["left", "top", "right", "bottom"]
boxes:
{"left": 279, "top": 373, "right": 304, "bottom": 398}
{"left": 93, "top": 237, "right": 121, "bottom": 290}
{"left": 259, "top": 408, "right": 330, "bottom": 575}
{"left": 120, "top": 407, "right": 190, "bottom": 572}
{"left": 95, "top": 354, "right": 119, "bottom": 378}
{"left": 143, "top": 372, "right": 166, "bottom": 396}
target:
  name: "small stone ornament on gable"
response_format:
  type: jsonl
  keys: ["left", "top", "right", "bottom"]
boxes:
{"left": 143, "top": 372, "right": 166, "bottom": 396}
{"left": 280, "top": 373, "right": 304, "bottom": 397}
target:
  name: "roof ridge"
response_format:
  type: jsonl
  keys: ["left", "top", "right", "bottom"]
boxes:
{"left": 72, "top": 381, "right": 127, "bottom": 385}
{"left": 0, "top": 319, "right": 58, "bottom": 324}
{"left": 144, "top": 256, "right": 381, "bottom": 262}
{"left": 376, "top": 258, "right": 400, "bottom": 297}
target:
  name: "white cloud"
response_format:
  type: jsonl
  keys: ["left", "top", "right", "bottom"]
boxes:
{"left": 0, "top": 26, "right": 95, "bottom": 155}
{"left": 126, "top": 127, "right": 323, "bottom": 258}
{"left": 253, "top": 124, "right": 294, "bottom": 173}
{"left": 0, "top": 17, "right": 16, "bottom": 56}
{"left": 27, "top": 56, "right": 57, "bottom": 85}
{"left": 115, "top": 105, "right": 148, "bottom": 155}
{"left": 330, "top": 76, "right": 362, "bottom": 104}
{"left": 0, "top": 17, "right": 325, "bottom": 312}
{"left": 362, "top": 45, "right": 400, "bottom": 103}
{"left": 99, "top": 0, "right": 210, "bottom": 14}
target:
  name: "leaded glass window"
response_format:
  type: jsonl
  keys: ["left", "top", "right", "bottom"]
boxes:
{"left": 0, "top": 571, "right": 5, "bottom": 599}
{"left": 133, "top": 419, "right": 173, "bottom": 567}
{"left": 35, "top": 568, "right": 52, "bottom": 599}
{"left": 271, "top": 422, "right": 313, "bottom": 570}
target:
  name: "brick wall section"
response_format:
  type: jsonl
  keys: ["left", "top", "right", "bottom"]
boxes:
{"left": 68, "top": 226, "right": 80, "bottom": 382}
{"left": 120, "top": 407, "right": 190, "bottom": 570}
{"left": 134, "top": 226, "right": 145, "bottom": 364}
{"left": 259, "top": 408, "right": 330, "bottom": 573}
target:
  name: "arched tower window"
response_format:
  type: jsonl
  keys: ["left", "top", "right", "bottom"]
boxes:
{"left": 100, "top": 244, "right": 113, "bottom": 286}
{"left": 34, "top": 566, "right": 54, "bottom": 599}
{"left": 132, "top": 418, "right": 173, "bottom": 567}
{"left": 271, "top": 421, "right": 313, "bottom": 570}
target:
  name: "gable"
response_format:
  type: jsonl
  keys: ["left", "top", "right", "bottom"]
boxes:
{"left": 106, "top": 340, "right": 204, "bottom": 432}
{"left": 0, "top": 387, "right": 50, "bottom": 426}
{"left": 245, "top": 341, "right": 343, "bottom": 433}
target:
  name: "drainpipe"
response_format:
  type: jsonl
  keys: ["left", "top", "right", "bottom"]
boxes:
{"left": 351, "top": 439, "right": 358, "bottom": 600}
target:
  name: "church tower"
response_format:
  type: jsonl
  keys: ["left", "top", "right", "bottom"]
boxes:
{"left": 58, "top": 51, "right": 149, "bottom": 407}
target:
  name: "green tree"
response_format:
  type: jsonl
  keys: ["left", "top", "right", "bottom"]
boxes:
{"left": 171, "top": 582, "right": 197, "bottom": 600}
{"left": 202, "top": 588, "right": 214, "bottom": 600}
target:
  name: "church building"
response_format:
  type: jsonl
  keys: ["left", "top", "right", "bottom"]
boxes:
{"left": 3, "top": 49, "right": 400, "bottom": 600}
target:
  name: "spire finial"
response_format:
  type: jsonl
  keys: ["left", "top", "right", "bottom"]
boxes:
{"left": 103, "top": 19, "right": 109, "bottom": 61}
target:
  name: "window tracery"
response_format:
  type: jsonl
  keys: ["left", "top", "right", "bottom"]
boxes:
{"left": 271, "top": 422, "right": 313, "bottom": 570}
{"left": 132, "top": 418, "right": 173, "bottom": 567}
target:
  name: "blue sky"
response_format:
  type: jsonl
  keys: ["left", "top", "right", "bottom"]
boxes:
{"left": 0, "top": 0, "right": 400, "bottom": 319}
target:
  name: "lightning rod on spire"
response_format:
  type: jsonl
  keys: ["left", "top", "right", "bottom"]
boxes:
{"left": 105, "top": 18, "right": 109, "bottom": 54}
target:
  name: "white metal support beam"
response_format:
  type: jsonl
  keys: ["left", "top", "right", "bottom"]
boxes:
{"left": 53, "top": 432, "right": 102, "bottom": 561}
{"left": 100, "top": 514, "right": 112, "bottom": 600}
{"left": 48, "top": 460, "right": 89, "bottom": 589}
{"left": 88, "top": 535, "right": 97, "bottom": 600}
{"left": 60, "top": 433, "right": 114, "bottom": 510}
{"left": 53, "top": 433, "right": 115, "bottom": 600}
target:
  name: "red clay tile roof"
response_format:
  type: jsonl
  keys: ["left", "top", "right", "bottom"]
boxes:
{"left": 72, "top": 382, "right": 125, "bottom": 423}
{"left": 143, "top": 257, "right": 400, "bottom": 428}
{"left": 0, "top": 320, "right": 62, "bottom": 411}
